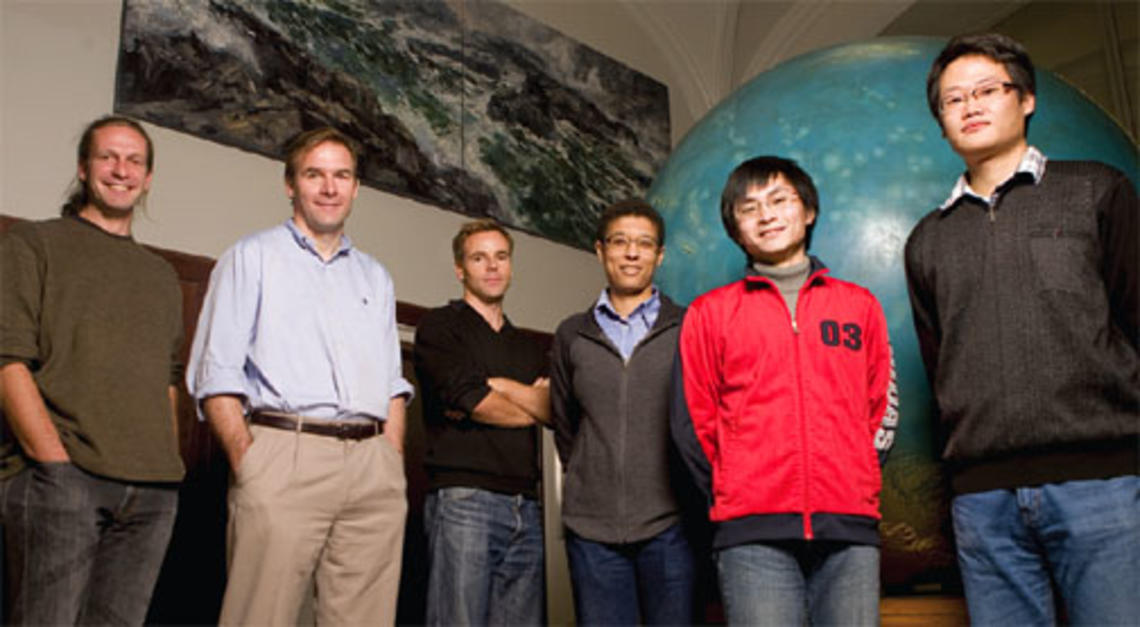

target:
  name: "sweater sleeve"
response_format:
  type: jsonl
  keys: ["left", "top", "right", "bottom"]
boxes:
{"left": 904, "top": 219, "right": 941, "bottom": 385}
{"left": 412, "top": 309, "right": 491, "bottom": 416}
{"left": 866, "top": 294, "right": 899, "bottom": 467}
{"left": 0, "top": 224, "right": 44, "bottom": 367}
{"left": 1098, "top": 171, "right": 1138, "bottom": 350}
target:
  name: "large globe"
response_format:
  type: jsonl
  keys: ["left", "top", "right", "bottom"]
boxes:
{"left": 649, "top": 37, "right": 1138, "bottom": 591}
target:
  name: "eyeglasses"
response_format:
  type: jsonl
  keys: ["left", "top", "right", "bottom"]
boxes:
{"left": 604, "top": 234, "right": 659, "bottom": 251}
{"left": 940, "top": 81, "right": 1018, "bottom": 113}
{"left": 733, "top": 189, "right": 801, "bottom": 217}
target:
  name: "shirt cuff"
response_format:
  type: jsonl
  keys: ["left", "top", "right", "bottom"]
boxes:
{"left": 188, "top": 364, "right": 249, "bottom": 421}
{"left": 391, "top": 376, "right": 415, "bottom": 404}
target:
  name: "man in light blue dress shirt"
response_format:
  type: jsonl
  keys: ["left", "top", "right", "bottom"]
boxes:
{"left": 187, "top": 127, "right": 413, "bottom": 625}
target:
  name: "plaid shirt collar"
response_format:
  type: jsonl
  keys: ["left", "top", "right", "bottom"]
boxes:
{"left": 939, "top": 145, "right": 1047, "bottom": 211}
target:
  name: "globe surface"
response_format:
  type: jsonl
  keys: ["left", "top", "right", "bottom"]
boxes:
{"left": 648, "top": 36, "right": 1138, "bottom": 591}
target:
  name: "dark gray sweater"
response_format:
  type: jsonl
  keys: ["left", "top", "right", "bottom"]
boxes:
{"left": 905, "top": 160, "right": 1138, "bottom": 494}
{"left": 550, "top": 295, "right": 685, "bottom": 543}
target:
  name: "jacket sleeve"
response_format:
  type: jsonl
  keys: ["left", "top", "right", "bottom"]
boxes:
{"left": 1098, "top": 171, "right": 1138, "bottom": 350}
{"left": 412, "top": 311, "right": 490, "bottom": 416}
{"left": 549, "top": 322, "right": 579, "bottom": 466}
{"left": 904, "top": 221, "right": 941, "bottom": 386}
{"left": 669, "top": 305, "right": 717, "bottom": 502}
{"left": 865, "top": 295, "right": 899, "bottom": 467}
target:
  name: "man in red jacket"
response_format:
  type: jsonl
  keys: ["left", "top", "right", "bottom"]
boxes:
{"left": 672, "top": 156, "right": 898, "bottom": 625}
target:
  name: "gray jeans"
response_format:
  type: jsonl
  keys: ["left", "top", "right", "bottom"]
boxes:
{"left": 2, "top": 461, "right": 178, "bottom": 625}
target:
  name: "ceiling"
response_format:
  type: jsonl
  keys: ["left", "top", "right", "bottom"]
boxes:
{"left": 610, "top": 0, "right": 1136, "bottom": 141}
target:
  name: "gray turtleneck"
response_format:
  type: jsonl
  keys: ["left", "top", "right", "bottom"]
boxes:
{"left": 752, "top": 257, "right": 811, "bottom": 320}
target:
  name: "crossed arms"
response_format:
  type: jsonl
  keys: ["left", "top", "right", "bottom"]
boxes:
{"left": 414, "top": 308, "right": 549, "bottom": 429}
{"left": 474, "top": 376, "right": 550, "bottom": 427}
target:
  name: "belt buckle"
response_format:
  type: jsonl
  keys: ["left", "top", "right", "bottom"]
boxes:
{"left": 335, "top": 422, "right": 354, "bottom": 440}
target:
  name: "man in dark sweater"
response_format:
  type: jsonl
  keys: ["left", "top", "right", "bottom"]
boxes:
{"left": 550, "top": 200, "right": 693, "bottom": 625}
{"left": 414, "top": 219, "right": 550, "bottom": 625}
{"left": 0, "top": 116, "right": 184, "bottom": 625}
{"left": 905, "top": 33, "right": 1138, "bottom": 625}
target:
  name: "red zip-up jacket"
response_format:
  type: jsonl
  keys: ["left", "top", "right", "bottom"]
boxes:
{"left": 670, "top": 259, "right": 898, "bottom": 550}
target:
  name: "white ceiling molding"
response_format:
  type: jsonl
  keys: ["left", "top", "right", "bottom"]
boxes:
{"left": 613, "top": 0, "right": 732, "bottom": 127}
{"left": 715, "top": 0, "right": 743, "bottom": 101}
{"left": 737, "top": 1, "right": 832, "bottom": 84}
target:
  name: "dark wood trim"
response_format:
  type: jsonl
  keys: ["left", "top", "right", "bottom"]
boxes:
{"left": 396, "top": 300, "right": 428, "bottom": 328}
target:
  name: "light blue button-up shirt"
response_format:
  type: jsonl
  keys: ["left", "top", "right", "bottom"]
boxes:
{"left": 187, "top": 220, "right": 413, "bottom": 421}
{"left": 592, "top": 287, "right": 661, "bottom": 362}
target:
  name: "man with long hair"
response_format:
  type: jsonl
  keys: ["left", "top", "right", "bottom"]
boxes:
{"left": 0, "top": 115, "right": 184, "bottom": 625}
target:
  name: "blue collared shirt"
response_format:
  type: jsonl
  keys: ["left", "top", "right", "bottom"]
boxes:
{"left": 940, "top": 145, "right": 1047, "bottom": 210}
{"left": 187, "top": 220, "right": 413, "bottom": 421}
{"left": 593, "top": 287, "right": 661, "bottom": 361}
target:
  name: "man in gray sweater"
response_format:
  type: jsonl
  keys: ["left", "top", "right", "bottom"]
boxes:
{"left": 550, "top": 199, "right": 694, "bottom": 625}
{"left": 905, "top": 33, "right": 1138, "bottom": 625}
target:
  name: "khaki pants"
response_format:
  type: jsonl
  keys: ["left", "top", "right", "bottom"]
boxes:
{"left": 220, "top": 425, "right": 407, "bottom": 626}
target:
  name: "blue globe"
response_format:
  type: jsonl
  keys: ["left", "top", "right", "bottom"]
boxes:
{"left": 649, "top": 36, "right": 1138, "bottom": 591}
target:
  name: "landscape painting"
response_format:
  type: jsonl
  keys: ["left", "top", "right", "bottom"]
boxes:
{"left": 115, "top": 0, "right": 671, "bottom": 250}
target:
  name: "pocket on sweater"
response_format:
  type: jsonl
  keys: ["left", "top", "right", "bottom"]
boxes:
{"left": 1028, "top": 230, "right": 1097, "bottom": 296}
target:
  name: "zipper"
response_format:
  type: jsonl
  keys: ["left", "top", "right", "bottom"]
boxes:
{"left": 791, "top": 277, "right": 813, "bottom": 540}
{"left": 618, "top": 359, "right": 629, "bottom": 541}
{"left": 582, "top": 316, "right": 677, "bottom": 543}
{"left": 750, "top": 271, "right": 821, "bottom": 539}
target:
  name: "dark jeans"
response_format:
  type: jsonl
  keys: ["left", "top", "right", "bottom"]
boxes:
{"left": 2, "top": 462, "right": 178, "bottom": 625}
{"left": 424, "top": 487, "right": 544, "bottom": 626}
{"left": 566, "top": 523, "right": 695, "bottom": 626}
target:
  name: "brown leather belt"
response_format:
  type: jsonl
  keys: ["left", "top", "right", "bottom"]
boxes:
{"left": 250, "top": 411, "right": 383, "bottom": 440}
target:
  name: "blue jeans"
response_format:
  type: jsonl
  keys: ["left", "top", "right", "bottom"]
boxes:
{"left": 566, "top": 523, "right": 695, "bottom": 625}
{"left": 425, "top": 486, "right": 544, "bottom": 625}
{"left": 952, "top": 475, "right": 1140, "bottom": 626}
{"left": 716, "top": 541, "right": 879, "bottom": 626}
{"left": 1, "top": 461, "right": 178, "bottom": 625}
